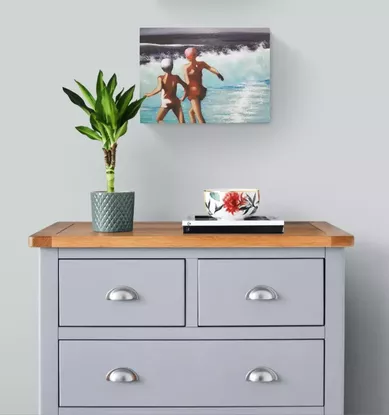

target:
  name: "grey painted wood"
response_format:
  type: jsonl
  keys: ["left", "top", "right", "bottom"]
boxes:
{"left": 38, "top": 245, "right": 347, "bottom": 414}
{"left": 324, "top": 248, "right": 345, "bottom": 415}
{"left": 59, "top": 247, "right": 325, "bottom": 259}
{"left": 199, "top": 259, "right": 324, "bottom": 326}
{"left": 59, "top": 326, "right": 325, "bottom": 340}
{"left": 59, "top": 340, "right": 324, "bottom": 407}
{"left": 185, "top": 258, "right": 198, "bottom": 327}
{"left": 59, "top": 260, "right": 185, "bottom": 327}
{"left": 40, "top": 249, "right": 59, "bottom": 415}
{"left": 59, "top": 407, "right": 324, "bottom": 415}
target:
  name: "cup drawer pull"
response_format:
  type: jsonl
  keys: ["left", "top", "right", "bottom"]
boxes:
{"left": 106, "top": 286, "right": 139, "bottom": 301}
{"left": 245, "top": 285, "right": 278, "bottom": 301}
{"left": 246, "top": 367, "right": 279, "bottom": 383}
{"left": 106, "top": 368, "right": 139, "bottom": 383}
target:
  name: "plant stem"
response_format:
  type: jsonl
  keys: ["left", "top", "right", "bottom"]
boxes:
{"left": 103, "top": 144, "right": 118, "bottom": 193}
{"left": 106, "top": 167, "right": 115, "bottom": 193}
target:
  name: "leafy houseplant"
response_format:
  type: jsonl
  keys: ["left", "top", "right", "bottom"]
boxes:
{"left": 63, "top": 71, "right": 146, "bottom": 232}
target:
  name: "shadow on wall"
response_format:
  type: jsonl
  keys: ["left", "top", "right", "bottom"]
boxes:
{"left": 140, "top": 36, "right": 306, "bottom": 128}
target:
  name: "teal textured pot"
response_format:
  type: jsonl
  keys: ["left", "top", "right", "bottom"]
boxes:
{"left": 91, "top": 191, "right": 135, "bottom": 233}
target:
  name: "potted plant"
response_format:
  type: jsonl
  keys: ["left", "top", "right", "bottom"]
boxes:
{"left": 63, "top": 71, "right": 146, "bottom": 232}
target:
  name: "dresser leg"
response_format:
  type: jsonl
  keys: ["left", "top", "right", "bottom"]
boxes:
{"left": 325, "top": 248, "right": 345, "bottom": 415}
{"left": 40, "top": 248, "right": 59, "bottom": 415}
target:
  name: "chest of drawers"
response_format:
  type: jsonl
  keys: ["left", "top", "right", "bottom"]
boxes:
{"left": 30, "top": 221, "right": 353, "bottom": 415}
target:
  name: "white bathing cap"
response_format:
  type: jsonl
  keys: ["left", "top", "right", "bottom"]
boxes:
{"left": 161, "top": 58, "right": 173, "bottom": 73}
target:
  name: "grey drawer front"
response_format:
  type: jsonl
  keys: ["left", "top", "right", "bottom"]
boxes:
{"left": 198, "top": 259, "right": 324, "bottom": 326}
{"left": 59, "top": 260, "right": 185, "bottom": 326}
{"left": 60, "top": 340, "right": 324, "bottom": 407}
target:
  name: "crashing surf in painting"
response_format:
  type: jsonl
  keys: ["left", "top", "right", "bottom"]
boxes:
{"left": 140, "top": 28, "right": 271, "bottom": 124}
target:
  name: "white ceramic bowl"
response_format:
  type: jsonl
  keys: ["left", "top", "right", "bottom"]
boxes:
{"left": 204, "top": 189, "right": 260, "bottom": 220}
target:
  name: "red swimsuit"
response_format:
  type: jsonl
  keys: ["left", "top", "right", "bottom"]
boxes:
{"left": 186, "top": 62, "right": 207, "bottom": 101}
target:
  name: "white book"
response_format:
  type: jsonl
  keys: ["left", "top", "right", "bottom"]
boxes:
{"left": 182, "top": 216, "right": 284, "bottom": 227}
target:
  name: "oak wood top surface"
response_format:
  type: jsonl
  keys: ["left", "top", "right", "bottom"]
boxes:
{"left": 29, "top": 221, "right": 354, "bottom": 248}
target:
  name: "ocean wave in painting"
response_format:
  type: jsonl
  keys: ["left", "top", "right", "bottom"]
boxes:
{"left": 140, "top": 41, "right": 269, "bottom": 65}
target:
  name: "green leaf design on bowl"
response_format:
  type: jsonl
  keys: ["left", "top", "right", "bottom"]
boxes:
{"left": 210, "top": 192, "right": 221, "bottom": 201}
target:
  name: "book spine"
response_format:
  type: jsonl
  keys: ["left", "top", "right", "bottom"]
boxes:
{"left": 183, "top": 226, "right": 284, "bottom": 234}
{"left": 182, "top": 221, "right": 284, "bottom": 227}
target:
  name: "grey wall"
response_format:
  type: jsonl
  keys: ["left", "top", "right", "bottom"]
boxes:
{"left": 0, "top": 0, "right": 388, "bottom": 413}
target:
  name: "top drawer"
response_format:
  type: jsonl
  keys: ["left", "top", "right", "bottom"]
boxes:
{"left": 198, "top": 259, "right": 324, "bottom": 326}
{"left": 59, "top": 260, "right": 185, "bottom": 327}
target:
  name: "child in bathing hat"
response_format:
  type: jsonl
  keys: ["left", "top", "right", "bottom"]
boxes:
{"left": 145, "top": 58, "right": 188, "bottom": 124}
{"left": 183, "top": 47, "right": 224, "bottom": 124}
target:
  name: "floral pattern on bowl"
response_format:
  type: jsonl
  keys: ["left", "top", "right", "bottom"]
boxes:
{"left": 204, "top": 189, "right": 260, "bottom": 220}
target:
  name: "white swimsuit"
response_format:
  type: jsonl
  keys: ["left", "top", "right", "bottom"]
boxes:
{"left": 161, "top": 88, "right": 173, "bottom": 108}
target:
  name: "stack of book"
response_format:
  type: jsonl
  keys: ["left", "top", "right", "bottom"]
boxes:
{"left": 182, "top": 216, "right": 284, "bottom": 234}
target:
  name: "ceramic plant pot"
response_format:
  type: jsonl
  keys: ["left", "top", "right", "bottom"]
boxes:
{"left": 204, "top": 189, "right": 260, "bottom": 220}
{"left": 91, "top": 191, "right": 135, "bottom": 233}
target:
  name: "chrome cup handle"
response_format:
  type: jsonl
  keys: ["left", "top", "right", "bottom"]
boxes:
{"left": 245, "top": 285, "right": 278, "bottom": 301}
{"left": 246, "top": 367, "right": 279, "bottom": 383}
{"left": 106, "top": 286, "right": 139, "bottom": 301}
{"left": 106, "top": 368, "right": 139, "bottom": 383}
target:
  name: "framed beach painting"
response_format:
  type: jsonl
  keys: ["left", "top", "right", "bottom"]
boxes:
{"left": 140, "top": 28, "right": 271, "bottom": 124}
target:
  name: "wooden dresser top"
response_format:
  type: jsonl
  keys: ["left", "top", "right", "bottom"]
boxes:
{"left": 29, "top": 221, "right": 354, "bottom": 248}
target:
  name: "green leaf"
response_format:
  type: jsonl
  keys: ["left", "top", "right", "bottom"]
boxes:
{"left": 95, "top": 86, "right": 118, "bottom": 130}
{"left": 115, "top": 121, "right": 128, "bottom": 141}
{"left": 75, "top": 126, "right": 102, "bottom": 141}
{"left": 90, "top": 113, "right": 100, "bottom": 132}
{"left": 103, "top": 87, "right": 119, "bottom": 129}
{"left": 210, "top": 192, "right": 220, "bottom": 201}
{"left": 107, "top": 74, "right": 117, "bottom": 96}
{"left": 102, "top": 123, "right": 115, "bottom": 144}
{"left": 117, "top": 85, "right": 135, "bottom": 118}
{"left": 90, "top": 114, "right": 110, "bottom": 143}
{"left": 120, "top": 96, "right": 146, "bottom": 125}
{"left": 115, "top": 88, "right": 124, "bottom": 103}
{"left": 95, "top": 95, "right": 107, "bottom": 124}
{"left": 75, "top": 81, "right": 96, "bottom": 109}
{"left": 96, "top": 70, "right": 106, "bottom": 98}
{"left": 92, "top": 112, "right": 114, "bottom": 148}
{"left": 63, "top": 87, "right": 93, "bottom": 115}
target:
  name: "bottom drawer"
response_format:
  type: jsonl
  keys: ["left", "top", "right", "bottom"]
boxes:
{"left": 60, "top": 340, "right": 324, "bottom": 407}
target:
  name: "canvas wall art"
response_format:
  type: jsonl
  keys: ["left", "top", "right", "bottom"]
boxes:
{"left": 140, "top": 28, "right": 271, "bottom": 124}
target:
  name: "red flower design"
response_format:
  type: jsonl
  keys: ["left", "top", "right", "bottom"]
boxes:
{"left": 223, "top": 192, "right": 247, "bottom": 214}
